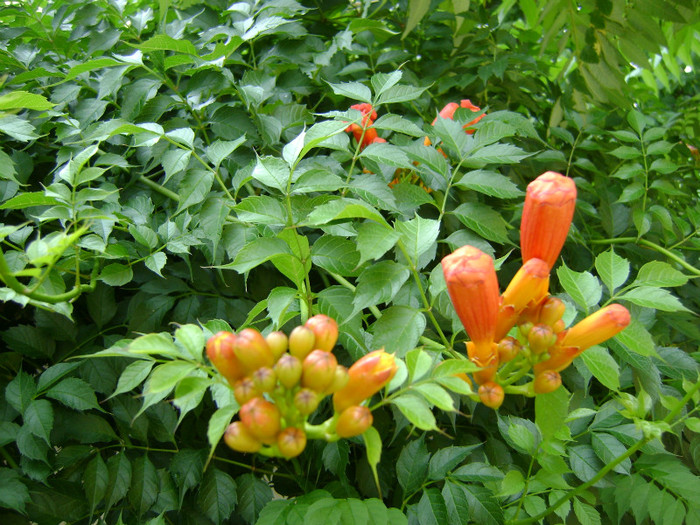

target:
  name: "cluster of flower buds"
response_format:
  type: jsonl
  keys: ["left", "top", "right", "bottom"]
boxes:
{"left": 206, "top": 315, "right": 398, "bottom": 458}
{"left": 345, "top": 103, "right": 386, "bottom": 150}
{"left": 442, "top": 171, "right": 631, "bottom": 408}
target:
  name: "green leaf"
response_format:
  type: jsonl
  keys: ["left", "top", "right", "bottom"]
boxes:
{"left": 429, "top": 446, "right": 480, "bottom": 480}
{"left": 452, "top": 463, "right": 504, "bottom": 483}
{"left": 251, "top": 155, "right": 290, "bottom": 192}
{"left": 573, "top": 499, "right": 602, "bottom": 525}
{"left": 359, "top": 142, "right": 415, "bottom": 170}
{"left": 442, "top": 481, "right": 471, "bottom": 525}
{"left": 568, "top": 445, "right": 605, "bottom": 485}
{"left": 405, "top": 348, "right": 434, "bottom": 382}
{"left": 198, "top": 468, "right": 237, "bottom": 525}
{"left": 454, "top": 170, "right": 524, "bottom": 199}
{"left": 304, "top": 198, "right": 388, "bottom": 227}
{"left": 376, "top": 84, "right": 430, "bottom": 104}
{"left": 371, "top": 306, "right": 426, "bottom": 357}
{"left": 0, "top": 91, "right": 54, "bottom": 111}
{"left": 363, "top": 426, "right": 382, "bottom": 496}
{"left": 403, "top": 0, "right": 431, "bottom": 37}
{"left": 452, "top": 202, "right": 510, "bottom": 244}
{"left": 224, "top": 237, "right": 292, "bottom": 273}
{"left": 207, "top": 404, "right": 238, "bottom": 456}
{"left": 431, "top": 359, "right": 481, "bottom": 377}
{"left": 353, "top": 261, "right": 410, "bottom": 315}
{"left": 24, "top": 399, "right": 54, "bottom": 445}
{"left": 591, "top": 432, "right": 631, "bottom": 474}
{"left": 129, "top": 333, "right": 179, "bottom": 357}
{"left": 171, "top": 449, "right": 207, "bottom": 506}
{"left": 177, "top": 169, "right": 214, "bottom": 212}
{"left": 614, "top": 319, "right": 658, "bottom": 357}
{"left": 395, "top": 216, "right": 440, "bottom": 268}
{"left": 0, "top": 115, "right": 37, "bottom": 141}
{"left": 63, "top": 58, "right": 123, "bottom": 81}
{"left": 415, "top": 488, "right": 448, "bottom": 525}
{"left": 632, "top": 261, "right": 689, "bottom": 287}
{"left": 556, "top": 263, "right": 603, "bottom": 311}
{"left": 111, "top": 360, "right": 155, "bottom": 398}
{"left": 373, "top": 114, "right": 425, "bottom": 137}
{"left": 100, "top": 263, "right": 134, "bottom": 286}
{"left": 0, "top": 191, "right": 60, "bottom": 210}
{"left": 129, "top": 455, "right": 159, "bottom": 517}
{"left": 327, "top": 81, "right": 372, "bottom": 103}
{"left": 105, "top": 452, "right": 132, "bottom": 510}
{"left": 5, "top": 371, "right": 35, "bottom": 414}
{"left": 206, "top": 137, "right": 246, "bottom": 167}
{"left": 145, "top": 252, "right": 167, "bottom": 277}
{"left": 146, "top": 361, "right": 198, "bottom": 394}
{"left": 462, "top": 143, "right": 530, "bottom": 168}
{"left": 413, "top": 383, "right": 455, "bottom": 411}
{"left": 594, "top": 250, "right": 630, "bottom": 294}
{"left": 535, "top": 386, "right": 570, "bottom": 442}
{"left": 311, "top": 235, "right": 361, "bottom": 276}
{"left": 392, "top": 394, "right": 437, "bottom": 430}
{"left": 234, "top": 195, "right": 287, "bottom": 225}
{"left": 46, "top": 378, "right": 102, "bottom": 411}
{"left": 84, "top": 453, "right": 109, "bottom": 515}
{"left": 36, "top": 362, "right": 82, "bottom": 393}
{"left": 356, "top": 222, "right": 400, "bottom": 265}
{"left": 462, "top": 485, "right": 504, "bottom": 525}
{"left": 397, "top": 436, "right": 430, "bottom": 494}
{"left": 236, "top": 473, "right": 272, "bottom": 524}
{"left": 0, "top": 468, "right": 30, "bottom": 513}
{"left": 135, "top": 34, "right": 198, "bottom": 55}
{"left": 580, "top": 346, "right": 620, "bottom": 391}
{"left": 618, "top": 286, "right": 690, "bottom": 312}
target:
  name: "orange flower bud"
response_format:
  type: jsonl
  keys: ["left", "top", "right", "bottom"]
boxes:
{"left": 336, "top": 405, "right": 373, "bottom": 438}
{"left": 277, "top": 427, "right": 307, "bottom": 458}
{"left": 333, "top": 350, "right": 398, "bottom": 413}
{"left": 274, "top": 354, "right": 303, "bottom": 389}
{"left": 538, "top": 296, "right": 566, "bottom": 326}
{"left": 294, "top": 388, "right": 320, "bottom": 416}
{"left": 265, "top": 331, "right": 288, "bottom": 361}
{"left": 495, "top": 258, "right": 550, "bottom": 341}
{"left": 224, "top": 422, "right": 261, "bottom": 453}
{"left": 252, "top": 367, "right": 277, "bottom": 393}
{"left": 233, "top": 328, "right": 274, "bottom": 373}
{"left": 302, "top": 350, "right": 338, "bottom": 393}
{"left": 442, "top": 246, "right": 500, "bottom": 365}
{"left": 559, "top": 304, "right": 631, "bottom": 352}
{"left": 288, "top": 325, "right": 316, "bottom": 360}
{"left": 206, "top": 331, "right": 245, "bottom": 384}
{"left": 325, "top": 365, "right": 349, "bottom": 394}
{"left": 478, "top": 381, "right": 504, "bottom": 409}
{"left": 552, "top": 319, "right": 566, "bottom": 333}
{"left": 528, "top": 324, "right": 556, "bottom": 354}
{"left": 233, "top": 377, "right": 261, "bottom": 406}
{"left": 305, "top": 314, "right": 338, "bottom": 353}
{"left": 520, "top": 172, "right": 577, "bottom": 268}
{"left": 239, "top": 397, "right": 281, "bottom": 442}
{"left": 533, "top": 370, "right": 562, "bottom": 394}
{"left": 497, "top": 336, "right": 521, "bottom": 363}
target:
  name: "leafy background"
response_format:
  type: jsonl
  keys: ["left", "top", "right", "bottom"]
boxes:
{"left": 0, "top": 0, "right": 699, "bottom": 524}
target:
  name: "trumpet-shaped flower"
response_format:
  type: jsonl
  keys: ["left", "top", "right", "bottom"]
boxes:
{"left": 534, "top": 304, "right": 630, "bottom": 373}
{"left": 442, "top": 246, "right": 500, "bottom": 368}
{"left": 494, "top": 257, "right": 550, "bottom": 341}
{"left": 333, "top": 350, "right": 398, "bottom": 412}
{"left": 432, "top": 99, "right": 485, "bottom": 134}
{"left": 520, "top": 172, "right": 577, "bottom": 268}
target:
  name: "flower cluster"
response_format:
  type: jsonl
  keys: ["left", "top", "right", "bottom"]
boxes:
{"left": 442, "top": 171, "right": 631, "bottom": 408}
{"left": 206, "top": 315, "right": 397, "bottom": 458}
{"left": 345, "top": 103, "right": 385, "bottom": 150}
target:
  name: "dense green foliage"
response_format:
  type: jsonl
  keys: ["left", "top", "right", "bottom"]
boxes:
{"left": 1, "top": 0, "right": 699, "bottom": 524}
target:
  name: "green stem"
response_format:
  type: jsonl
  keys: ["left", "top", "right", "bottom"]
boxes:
{"left": 589, "top": 237, "right": 700, "bottom": 276}
{"left": 0, "top": 249, "right": 98, "bottom": 304}
{"left": 508, "top": 378, "right": 700, "bottom": 525}
{"left": 138, "top": 175, "right": 181, "bottom": 202}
